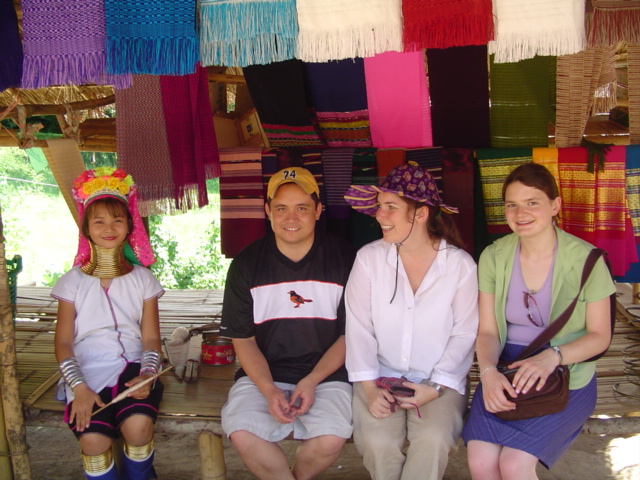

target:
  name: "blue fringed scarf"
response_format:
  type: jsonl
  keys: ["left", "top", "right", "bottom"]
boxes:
{"left": 105, "top": 0, "right": 199, "bottom": 75}
{"left": 199, "top": 0, "right": 298, "bottom": 67}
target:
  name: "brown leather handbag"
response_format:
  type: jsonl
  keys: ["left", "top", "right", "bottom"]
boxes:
{"left": 495, "top": 248, "right": 614, "bottom": 421}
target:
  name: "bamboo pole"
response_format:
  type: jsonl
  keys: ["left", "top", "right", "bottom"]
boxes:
{"left": 0, "top": 387, "right": 12, "bottom": 480}
{"left": 0, "top": 206, "right": 32, "bottom": 479}
{"left": 198, "top": 430, "right": 226, "bottom": 480}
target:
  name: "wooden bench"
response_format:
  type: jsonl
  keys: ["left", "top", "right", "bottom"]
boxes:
{"left": 15, "top": 285, "right": 640, "bottom": 479}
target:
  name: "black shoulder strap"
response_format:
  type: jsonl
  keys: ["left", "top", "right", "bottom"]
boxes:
{"left": 516, "top": 248, "right": 607, "bottom": 361}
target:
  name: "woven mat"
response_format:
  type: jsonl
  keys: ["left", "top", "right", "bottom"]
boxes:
{"left": 629, "top": 45, "right": 640, "bottom": 145}
{"left": 44, "top": 139, "right": 87, "bottom": 225}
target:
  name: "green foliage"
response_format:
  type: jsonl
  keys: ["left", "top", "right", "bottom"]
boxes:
{"left": 149, "top": 207, "right": 231, "bottom": 289}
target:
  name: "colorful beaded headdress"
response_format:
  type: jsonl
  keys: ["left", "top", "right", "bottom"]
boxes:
{"left": 72, "top": 167, "right": 156, "bottom": 267}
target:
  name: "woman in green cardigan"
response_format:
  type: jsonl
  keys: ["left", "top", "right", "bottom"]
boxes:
{"left": 462, "top": 163, "right": 615, "bottom": 479}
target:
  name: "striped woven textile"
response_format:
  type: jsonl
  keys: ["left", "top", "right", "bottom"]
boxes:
{"left": 350, "top": 148, "right": 382, "bottom": 248}
{"left": 295, "top": 0, "right": 403, "bottom": 62}
{"left": 588, "top": 0, "right": 640, "bottom": 47}
{"left": 116, "top": 75, "right": 175, "bottom": 216}
{"left": 159, "top": 64, "right": 221, "bottom": 212}
{"left": 532, "top": 147, "right": 561, "bottom": 193}
{"left": 104, "top": 0, "right": 198, "bottom": 75}
{"left": 376, "top": 149, "right": 406, "bottom": 184}
{"left": 427, "top": 45, "right": 491, "bottom": 148}
{"left": 557, "top": 146, "right": 637, "bottom": 276}
{"left": 476, "top": 148, "right": 533, "bottom": 235}
{"left": 364, "top": 51, "right": 433, "bottom": 148}
{"left": 199, "top": 0, "right": 297, "bottom": 67}
{"left": 219, "top": 148, "right": 266, "bottom": 258}
{"left": 322, "top": 148, "right": 355, "bottom": 217}
{"left": 0, "top": 0, "right": 22, "bottom": 91}
{"left": 615, "top": 145, "right": 640, "bottom": 282}
{"left": 629, "top": 45, "right": 640, "bottom": 145}
{"left": 21, "top": 0, "right": 130, "bottom": 89}
{"left": 556, "top": 47, "right": 617, "bottom": 148}
{"left": 402, "top": 0, "right": 494, "bottom": 51}
{"left": 243, "top": 60, "right": 323, "bottom": 147}
{"left": 490, "top": 55, "right": 555, "bottom": 148}
{"left": 306, "top": 59, "right": 372, "bottom": 147}
{"left": 489, "top": 0, "right": 585, "bottom": 64}
{"left": 405, "top": 147, "right": 443, "bottom": 193}
{"left": 442, "top": 148, "right": 475, "bottom": 257}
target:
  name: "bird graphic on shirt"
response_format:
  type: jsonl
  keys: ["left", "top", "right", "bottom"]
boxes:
{"left": 288, "top": 290, "right": 313, "bottom": 308}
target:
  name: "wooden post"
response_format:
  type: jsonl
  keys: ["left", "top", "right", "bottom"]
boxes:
{"left": 633, "top": 284, "right": 640, "bottom": 305}
{"left": 0, "top": 393, "right": 12, "bottom": 480}
{"left": 0, "top": 206, "right": 32, "bottom": 479}
{"left": 198, "top": 430, "right": 226, "bottom": 480}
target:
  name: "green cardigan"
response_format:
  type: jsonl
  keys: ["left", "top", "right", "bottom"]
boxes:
{"left": 478, "top": 227, "right": 615, "bottom": 389}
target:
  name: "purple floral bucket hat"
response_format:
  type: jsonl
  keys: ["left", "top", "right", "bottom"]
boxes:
{"left": 344, "top": 161, "right": 458, "bottom": 216}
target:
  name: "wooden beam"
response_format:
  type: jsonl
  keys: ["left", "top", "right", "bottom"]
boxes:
{"left": 208, "top": 73, "right": 246, "bottom": 85}
{"left": 1, "top": 96, "right": 115, "bottom": 119}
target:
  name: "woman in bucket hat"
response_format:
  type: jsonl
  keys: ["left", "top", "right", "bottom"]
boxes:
{"left": 344, "top": 162, "right": 479, "bottom": 480}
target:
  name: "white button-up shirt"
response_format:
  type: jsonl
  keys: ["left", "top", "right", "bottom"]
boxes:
{"left": 345, "top": 239, "right": 478, "bottom": 394}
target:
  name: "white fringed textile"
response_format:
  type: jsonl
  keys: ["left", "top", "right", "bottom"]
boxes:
{"left": 489, "top": 0, "right": 586, "bottom": 64}
{"left": 295, "top": 0, "right": 403, "bottom": 63}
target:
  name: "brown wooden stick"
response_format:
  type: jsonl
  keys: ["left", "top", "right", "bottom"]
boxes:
{"left": 91, "top": 366, "right": 174, "bottom": 416}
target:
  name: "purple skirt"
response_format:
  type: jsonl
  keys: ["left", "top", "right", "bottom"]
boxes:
{"left": 461, "top": 344, "right": 597, "bottom": 469}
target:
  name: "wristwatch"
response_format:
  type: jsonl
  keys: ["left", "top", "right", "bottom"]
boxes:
{"left": 427, "top": 381, "right": 444, "bottom": 397}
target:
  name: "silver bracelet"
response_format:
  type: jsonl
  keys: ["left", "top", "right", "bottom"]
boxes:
{"left": 59, "top": 357, "right": 86, "bottom": 390}
{"left": 140, "top": 350, "right": 162, "bottom": 376}
{"left": 551, "top": 346, "right": 563, "bottom": 365}
{"left": 480, "top": 365, "right": 497, "bottom": 379}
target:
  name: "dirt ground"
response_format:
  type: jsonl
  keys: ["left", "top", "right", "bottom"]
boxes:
{"left": 25, "top": 424, "right": 640, "bottom": 479}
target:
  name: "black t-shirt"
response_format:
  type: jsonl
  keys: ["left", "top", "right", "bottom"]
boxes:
{"left": 220, "top": 231, "right": 356, "bottom": 384}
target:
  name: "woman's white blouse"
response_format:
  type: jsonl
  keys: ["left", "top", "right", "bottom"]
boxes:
{"left": 345, "top": 239, "right": 479, "bottom": 394}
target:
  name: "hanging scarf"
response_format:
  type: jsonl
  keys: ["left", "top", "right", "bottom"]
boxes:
{"left": 557, "top": 146, "right": 637, "bottom": 276}
{"left": 405, "top": 147, "right": 443, "bottom": 193}
{"left": 490, "top": 55, "right": 555, "bottom": 148}
{"left": 20, "top": 0, "right": 130, "bottom": 90}
{"left": 305, "top": 58, "right": 372, "bottom": 147}
{"left": 159, "top": 64, "right": 221, "bottom": 211}
{"left": 629, "top": 45, "right": 640, "bottom": 145}
{"left": 243, "top": 60, "right": 323, "bottom": 147}
{"left": 350, "top": 148, "right": 381, "bottom": 249}
{"left": 104, "top": 0, "right": 198, "bottom": 75}
{"left": 556, "top": 47, "right": 616, "bottom": 148}
{"left": 0, "top": 0, "right": 22, "bottom": 91}
{"left": 588, "top": 0, "right": 640, "bottom": 47}
{"left": 116, "top": 75, "right": 175, "bottom": 216}
{"left": 489, "top": 0, "right": 585, "bottom": 64}
{"left": 295, "top": 0, "right": 403, "bottom": 62}
{"left": 442, "top": 148, "right": 476, "bottom": 257}
{"left": 532, "top": 148, "right": 561, "bottom": 192}
{"left": 615, "top": 145, "right": 640, "bottom": 282}
{"left": 199, "top": 0, "right": 297, "bottom": 67}
{"left": 219, "top": 148, "right": 266, "bottom": 258}
{"left": 476, "top": 148, "right": 532, "bottom": 235}
{"left": 376, "top": 149, "right": 405, "bottom": 183}
{"left": 426, "top": 45, "right": 490, "bottom": 148}
{"left": 364, "top": 51, "right": 433, "bottom": 148}
{"left": 402, "top": 0, "right": 494, "bottom": 51}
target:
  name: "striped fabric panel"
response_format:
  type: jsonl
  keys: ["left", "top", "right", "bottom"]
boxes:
{"left": 322, "top": 148, "right": 354, "bottom": 211}
{"left": 261, "top": 124, "right": 324, "bottom": 147}
{"left": 629, "top": 45, "right": 640, "bottom": 145}
{"left": 376, "top": 149, "right": 405, "bottom": 183}
{"left": 316, "top": 110, "right": 372, "bottom": 147}
{"left": 405, "top": 147, "right": 443, "bottom": 193}
{"left": 558, "top": 145, "right": 636, "bottom": 275}
{"left": 219, "top": 147, "right": 266, "bottom": 257}
{"left": 476, "top": 149, "right": 532, "bottom": 233}
{"left": 625, "top": 145, "right": 640, "bottom": 238}
{"left": 219, "top": 147, "right": 265, "bottom": 217}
